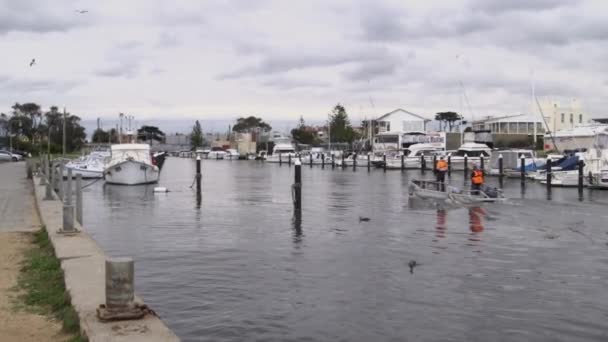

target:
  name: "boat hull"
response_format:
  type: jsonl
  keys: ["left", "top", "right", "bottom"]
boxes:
{"left": 104, "top": 161, "right": 159, "bottom": 185}
{"left": 63, "top": 166, "right": 104, "bottom": 179}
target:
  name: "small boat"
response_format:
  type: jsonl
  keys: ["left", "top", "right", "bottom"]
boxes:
{"left": 64, "top": 150, "right": 110, "bottom": 179}
{"left": 104, "top": 144, "right": 160, "bottom": 185}
{"left": 265, "top": 142, "right": 297, "bottom": 163}
{"left": 385, "top": 143, "right": 444, "bottom": 169}
{"left": 540, "top": 170, "right": 585, "bottom": 187}
{"left": 447, "top": 142, "right": 492, "bottom": 170}
{"left": 408, "top": 179, "right": 504, "bottom": 203}
{"left": 208, "top": 147, "right": 227, "bottom": 160}
{"left": 225, "top": 149, "right": 240, "bottom": 160}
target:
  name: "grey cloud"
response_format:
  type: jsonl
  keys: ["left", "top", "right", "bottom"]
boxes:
{"left": 156, "top": 32, "right": 179, "bottom": 48}
{"left": 95, "top": 61, "right": 139, "bottom": 78}
{"left": 0, "top": 74, "right": 81, "bottom": 94}
{"left": 218, "top": 48, "right": 385, "bottom": 79}
{"left": 0, "top": 1, "right": 89, "bottom": 34}
{"left": 343, "top": 54, "right": 403, "bottom": 82}
{"left": 261, "top": 77, "right": 331, "bottom": 90}
{"left": 470, "top": 0, "right": 581, "bottom": 13}
{"left": 359, "top": 3, "right": 407, "bottom": 41}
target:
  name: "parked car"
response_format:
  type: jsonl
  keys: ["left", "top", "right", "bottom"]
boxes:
{"left": 0, "top": 150, "right": 21, "bottom": 161}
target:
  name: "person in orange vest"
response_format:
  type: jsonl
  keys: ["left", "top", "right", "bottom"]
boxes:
{"left": 435, "top": 156, "right": 448, "bottom": 191}
{"left": 471, "top": 164, "right": 484, "bottom": 195}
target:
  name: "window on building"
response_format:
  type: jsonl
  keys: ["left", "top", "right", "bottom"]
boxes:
{"left": 570, "top": 113, "right": 573, "bottom": 123}
{"left": 561, "top": 113, "right": 565, "bottom": 123}
{"left": 579, "top": 114, "right": 583, "bottom": 124}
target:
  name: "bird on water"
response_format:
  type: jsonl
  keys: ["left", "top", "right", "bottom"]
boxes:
{"left": 29, "top": 59, "right": 35, "bottom": 67}
{"left": 358, "top": 216, "right": 370, "bottom": 222}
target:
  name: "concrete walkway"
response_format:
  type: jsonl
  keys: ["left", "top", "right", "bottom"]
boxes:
{"left": 0, "top": 162, "right": 38, "bottom": 232}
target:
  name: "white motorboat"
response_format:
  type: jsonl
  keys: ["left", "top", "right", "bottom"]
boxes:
{"left": 448, "top": 142, "right": 492, "bottom": 170}
{"left": 208, "top": 147, "right": 227, "bottom": 160}
{"left": 582, "top": 130, "right": 608, "bottom": 189}
{"left": 64, "top": 150, "right": 110, "bottom": 179}
{"left": 225, "top": 149, "right": 240, "bottom": 160}
{"left": 540, "top": 170, "right": 584, "bottom": 187}
{"left": 385, "top": 143, "right": 444, "bottom": 169}
{"left": 104, "top": 144, "right": 159, "bottom": 185}
{"left": 265, "top": 142, "right": 297, "bottom": 163}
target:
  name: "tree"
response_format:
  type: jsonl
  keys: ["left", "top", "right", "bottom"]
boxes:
{"left": 329, "top": 104, "right": 356, "bottom": 143}
{"left": 137, "top": 125, "right": 165, "bottom": 143}
{"left": 190, "top": 120, "right": 203, "bottom": 150}
{"left": 232, "top": 116, "right": 272, "bottom": 133}
{"left": 291, "top": 116, "right": 317, "bottom": 145}
{"left": 42, "top": 107, "right": 86, "bottom": 152}
{"left": 92, "top": 129, "right": 110, "bottom": 143}
{"left": 435, "top": 111, "right": 462, "bottom": 132}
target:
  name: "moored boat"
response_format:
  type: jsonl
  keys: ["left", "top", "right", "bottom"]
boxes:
{"left": 104, "top": 144, "right": 160, "bottom": 185}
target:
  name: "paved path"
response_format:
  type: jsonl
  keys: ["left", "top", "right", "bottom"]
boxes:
{"left": 0, "top": 162, "right": 38, "bottom": 232}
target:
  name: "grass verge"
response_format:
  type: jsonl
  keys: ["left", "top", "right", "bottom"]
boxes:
{"left": 17, "top": 227, "right": 87, "bottom": 342}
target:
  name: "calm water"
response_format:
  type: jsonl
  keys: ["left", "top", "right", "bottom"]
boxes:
{"left": 80, "top": 158, "right": 608, "bottom": 342}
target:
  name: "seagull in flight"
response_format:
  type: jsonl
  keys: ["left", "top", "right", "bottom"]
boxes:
{"left": 75, "top": 9, "right": 88, "bottom": 14}
{"left": 29, "top": 59, "right": 36, "bottom": 67}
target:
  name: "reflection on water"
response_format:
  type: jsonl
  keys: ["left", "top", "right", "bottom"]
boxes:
{"left": 81, "top": 158, "right": 608, "bottom": 341}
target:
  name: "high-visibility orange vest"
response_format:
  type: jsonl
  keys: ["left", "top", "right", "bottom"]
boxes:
{"left": 471, "top": 170, "right": 484, "bottom": 185}
{"left": 436, "top": 159, "right": 448, "bottom": 172}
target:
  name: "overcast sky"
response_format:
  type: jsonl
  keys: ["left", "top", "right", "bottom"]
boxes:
{"left": 1, "top": 0, "right": 606, "bottom": 124}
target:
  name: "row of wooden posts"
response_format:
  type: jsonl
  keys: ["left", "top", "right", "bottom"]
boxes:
{"left": 38, "top": 154, "right": 83, "bottom": 231}
{"left": 284, "top": 153, "right": 587, "bottom": 210}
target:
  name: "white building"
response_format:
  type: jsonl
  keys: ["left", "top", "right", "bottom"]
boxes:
{"left": 376, "top": 108, "right": 430, "bottom": 133}
{"left": 536, "top": 98, "right": 586, "bottom": 133}
{"left": 472, "top": 114, "right": 544, "bottom": 135}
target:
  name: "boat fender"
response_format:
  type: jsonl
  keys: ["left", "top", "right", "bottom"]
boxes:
{"left": 153, "top": 187, "right": 169, "bottom": 193}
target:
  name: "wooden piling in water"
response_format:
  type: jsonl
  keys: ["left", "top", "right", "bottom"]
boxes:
{"left": 578, "top": 159, "right": 584, "bottom": 194}
{"left": 447, "top": 155, "right": 451, "bottom": 176}
{"left": 401, "top": 154, "right": 405, "bottom": 172}
{"left": 293, "top": 160, "right": 302, "bottom": 210}
{"left": 367, "top": 153, "right": 371, "bottom": 172}
{"left": 520, "top": 154, "right": 525, "bottom": 187}
{"left": 383, "top": 154, "right": 387, "bottom": 172}
{"left": 546, "top": 158, "right": 552, "bottom": 191}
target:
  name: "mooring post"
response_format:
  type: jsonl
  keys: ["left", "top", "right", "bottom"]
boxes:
{"left": 105, "top": 257, "right": 134, "bottom": 309}
{"left": 498, "top": 154, "right": 504, "bottom": 188}
{"left": 367, "top": 153, "right": 371, "bottom": 172}
{"left": 463, "top": 154, "right": 468, "bottom": 181}
{"left": 40, "top": 157, "right": 47, "bottom": 185}
{"left": 433, "top": 155, "right": 437, "bottom": 173}
{"left": 480, "top": 155, "right": 485, "bottom": 173}
{"left": 383, "top": 153, "right": 387, "bottom": 172}
{"left": 58, "top": 162, "right": 64, "bottom": 201}
{"left": 279, "top": 153, "right": 282, "bottom": 166}
{"left": 331, "top": 154, "right": 335, "bottom": 169}
{"left": 307, "top": 153, "right": 311, "bottom": 168}
{"left": 401, "top": 154, "right": 405, "bottom": 172}
{"left": 288, "top": 154, "right": 292, "bottom": 167}
{"left": 546, "top": 157, "right": 552, "bottom": 191}
{"left": 578, "top": 159, "right": 584, "bottom": 195}
{"left": 44, "top": 175, "right": 54, "bottom": 200}
{"left": 421, "top": 155, "right": 426, "bottom": 174}
{"left": 196, "top": 155, "right": 202, "bottom": 194}
{"left": 353, "top": 153, "right": 357, "bottom": 171}
{"left": 65, "top": 168, "right": 73, "bottom": 205}
{"left": 61, "top": 203, "right": 75, "bottom": 233}
{"left": 520, "top": 154, "right": 525, "bottom": 186}
{"left": 293, "top": 159, "right": 302, "bottom": 210}
{"left": 447, "top": 154, "right": 452, "bottom": 176}
{"left": 341, "top": 153, "right": 345, "bottom": 169}
{"left": 76, "top": 174, "right": 83, "bottom": 225}
{"left": 321, "top": 153, "right": 325, "bottom": 169}
{"left": 53, "top": 165, "right": 60, "bottom": 193}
